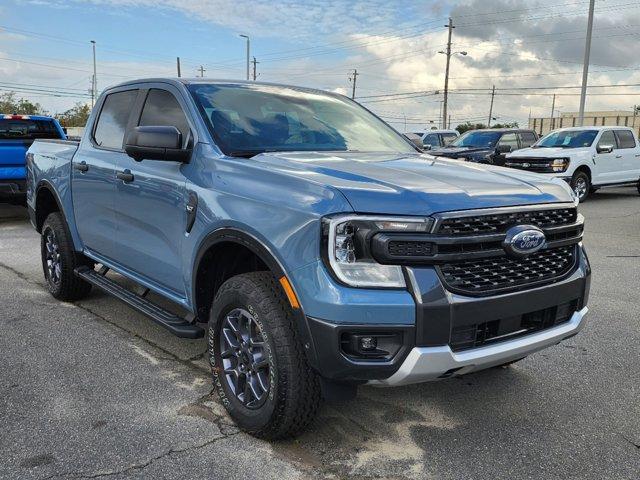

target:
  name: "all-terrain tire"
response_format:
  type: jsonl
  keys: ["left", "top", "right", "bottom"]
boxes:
{"left": 41, "top": 212, "right": 93, "bottom": 301}
{"left": 570, "top": 171, "right": 591, "bottom": 203}
{"left": 208, "top": 271, "right": 321, "bottom": 439}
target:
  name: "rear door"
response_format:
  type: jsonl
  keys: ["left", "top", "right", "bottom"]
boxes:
{"left": 72, "top": 88, "right": 139, "bottom": 260}
{"left": 113, "top": 86, "right": 192, "bottom": 296}
{"left": 613, "top": 129, "right": 640, "bottom": 181}
{"left": 441, "top": 132, "right": 458, "bottom": 146}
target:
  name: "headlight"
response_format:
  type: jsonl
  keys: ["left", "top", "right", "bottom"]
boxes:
{"left": 551, "top": 158, "right": 570, "bottom": 172}
{"left": 323, "top": 215, "right": 434, "bottom": 288}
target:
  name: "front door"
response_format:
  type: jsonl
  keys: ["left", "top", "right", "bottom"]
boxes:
{"left": 113, "top": 87, "right": 192, "bottom": 297}
{"left": 72, "top": 88, "right": 139, "bottom": 260}
{"left": 593, "top": 130, "right": 622, "bottom": 184}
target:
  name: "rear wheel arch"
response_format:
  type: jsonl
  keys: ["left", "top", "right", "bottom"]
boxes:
{"left": 34, "top": 182, "right": 63, "bottom": 233}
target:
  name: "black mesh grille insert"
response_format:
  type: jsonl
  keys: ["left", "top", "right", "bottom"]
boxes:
{"left": 438, "top": 245, "right": 576, "bottom": 295}
{"left": 388, "top": 240, "right": 434, "bottom": 257}
{"left": 437, "top": 208, "right": 577, "bottom": 236}
{"left": 450, "top": 300, "right": 578, "bottom": 351}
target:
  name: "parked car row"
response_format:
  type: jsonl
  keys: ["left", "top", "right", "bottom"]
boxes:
{"left": 412, "top": 126, "right": 640, "bottom": 202}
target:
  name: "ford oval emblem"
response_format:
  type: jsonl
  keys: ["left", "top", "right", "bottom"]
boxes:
{"left": 503, "top": 225, "right": 546, "bottom": 257}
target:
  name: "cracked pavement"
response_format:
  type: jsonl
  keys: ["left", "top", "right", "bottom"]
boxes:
{"left": 1, "top": 189, "right": 639, "bottom": 480}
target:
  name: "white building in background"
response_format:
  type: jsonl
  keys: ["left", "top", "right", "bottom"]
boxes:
{"left": 529, "top": 110, "right": 640, "bottom": 136}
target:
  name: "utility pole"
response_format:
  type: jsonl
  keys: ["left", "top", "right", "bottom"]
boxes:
{"left": 633, "top": 105, "right": 639, "bottom": 133}
{"left": 442, "top": 17, "right": 454, "bottom": 129}
{"left": 349, "top": 69, "right": 359, "bottom": 100}
{"left": 487, "top": 85, "right": 496, "bottom": 127}
{"left": 448, "top": 114, "right": 452, "bottom": 130}
{"left": 239, "top": 34, "right": 250, "bottom": 81}
{"left": 90, "top": 40, "right": 97, "bottom": 109}
{"left": 198, "top": 65, "right": 206, "bottom": 77}
{"left": 176, "top": 57, "right": 181, "bottom": 77}
{"left": 578, "top": 0, "right": 595, "bottom": 126}
{"left": 550, "top": 94, "right": 556, "bottom": 130}
{"left": 251, "top": 56, "right": 259, "bottom": 81}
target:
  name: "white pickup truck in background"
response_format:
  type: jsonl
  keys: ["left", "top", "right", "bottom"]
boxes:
{"left": 505, "top": 126, "right": 640, "bottom": 202}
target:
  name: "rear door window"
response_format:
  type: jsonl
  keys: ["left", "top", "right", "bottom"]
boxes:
{"left": 614, "top": 130, "right": 636, "bottom": 149}
{"left": 519, "top": 132, "right": 537, "bottom": 148}
{"left": 93, "top": 90, "right": 138, "bottom": 149}
{"left": 138, "top": 89, "right": 190, "bottom": 147}
{"left": 441, "top": 132, "right": 458, "bottom": 145}
{"left": 0, "top": 119, "right": 62, "bottom": 140}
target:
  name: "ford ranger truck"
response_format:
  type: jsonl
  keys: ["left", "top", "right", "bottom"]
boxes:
{"left": 26, "top": 79, "right": 590, "bottom": 439}
{"left": 0, "top": 114, "right": 66, "bottom": 205}
{"left": 505, "top": 126, "right": 640, "bottom": 202}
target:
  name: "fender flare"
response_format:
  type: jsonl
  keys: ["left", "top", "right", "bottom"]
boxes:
{"left": 191, "top": 227, "right": 320, "bottom": 371}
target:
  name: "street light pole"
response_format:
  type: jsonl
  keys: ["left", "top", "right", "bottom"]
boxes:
{"left": 442, "top": 18, "right": 453, "bottom": 129}
{"left": 578, "top": 0, "right": 595, "bottom": 126}
{"left": 90, "top": 40, "right": 97, "bottom": 108}
{"left": 239, "top": 34, "right": 250, "bottom": 81}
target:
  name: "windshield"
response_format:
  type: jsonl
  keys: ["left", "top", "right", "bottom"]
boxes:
{"left": 0, "top": 119, "right": 62, "bottom": 140}
{"left": 449, "top": 130, "right": 502, "bottom": 148}
{"left": 535, "top": 130, "right": 598, "bottom": 148}
{"left": 188, "top": 83, "right": 415, "bottom": 157}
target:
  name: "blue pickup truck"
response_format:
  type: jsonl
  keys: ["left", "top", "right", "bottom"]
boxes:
{"left": 0, "top": 114, "right": 66, "bottom": 204}
{"left": 26, "top": 79, "right": 590, "bottom": 439}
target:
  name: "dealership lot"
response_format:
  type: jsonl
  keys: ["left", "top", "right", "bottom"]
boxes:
{"left": 0, "top": 189, "right": 639, "bottom": 480}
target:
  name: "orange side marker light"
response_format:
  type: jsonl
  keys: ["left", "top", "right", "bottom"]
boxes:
{"left": 279, "top": 276, "right": 300, "bottom": 309}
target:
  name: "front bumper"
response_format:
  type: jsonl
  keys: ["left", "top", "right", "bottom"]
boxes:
{"left": 370, "top": 306, "right": 588, "bottom": 386}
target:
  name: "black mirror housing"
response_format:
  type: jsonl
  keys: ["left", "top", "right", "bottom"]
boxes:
{"left": 125, "top": 126, "right": 191, "bottom": 162}
{"left": 496, "top": 144, "right": 512, "bottom": 154}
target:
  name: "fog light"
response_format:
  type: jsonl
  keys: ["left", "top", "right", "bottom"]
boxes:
{"left": 359, "top": 336, "right": 377, "bottom": 351}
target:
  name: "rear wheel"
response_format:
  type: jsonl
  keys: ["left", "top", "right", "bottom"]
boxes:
{"left": 41, "top": 212, "right": 92, "bottom": 301}
{"left": 570, "top": 171, "right": 591, "bottom": 203}
{"left": 209, "top": 272, "right": 321, "bottom": 439}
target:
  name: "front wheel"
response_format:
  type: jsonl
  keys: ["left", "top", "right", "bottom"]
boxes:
{"left": 570, "top": 171, "right": 591, "bottom": 203}
{"left": 208, "top": 272, "right": 321, "bottom": 439}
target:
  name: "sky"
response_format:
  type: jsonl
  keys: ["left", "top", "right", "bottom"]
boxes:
{"left": 2, "top": 0, "right": 640, "bottom": 130}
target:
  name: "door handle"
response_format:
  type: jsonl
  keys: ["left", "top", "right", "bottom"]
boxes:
{"left": 615, "top": 155, "right": 623, "bottom": 158}
{"left": 74, "top": 161, "right": 88, "bottom": 173}
{"left": 116, "top": 169, "right": 134, "bottom": 183}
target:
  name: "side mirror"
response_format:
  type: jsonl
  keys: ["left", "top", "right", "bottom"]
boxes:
{"left": 496, "top": 144, "right": 512, "bottom": 154}
{"left": 596, "top": 144, "right": 614, "bottom": 154}
{"left": 423, "top": 144, "right": 432, "bottom": 151}
{"left": 125, "top": 126, "right": 191, "bottom": 162}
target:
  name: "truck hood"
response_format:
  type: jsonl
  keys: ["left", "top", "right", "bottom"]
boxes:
{"left": 251, "top": 151, "right": 573, "bottom": 215}
{"left": 508, "top": 146, "right": 590, "bottom": 158}
{"left": 429, "top": 146, "right": 492, "bottom": 158}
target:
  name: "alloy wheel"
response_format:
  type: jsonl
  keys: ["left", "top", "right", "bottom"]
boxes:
{"left": 44, "top": 229, "right": 62, "bottom": 285}
{"left": 219, "top": 308, "right": 270, "bottom": 409}
{"left": 573, "top": 177, "right": 588, "bottom": 201}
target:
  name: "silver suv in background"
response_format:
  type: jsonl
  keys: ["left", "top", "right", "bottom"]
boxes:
{"left": 412, "top": 129, "right": 459, "bottom": 150}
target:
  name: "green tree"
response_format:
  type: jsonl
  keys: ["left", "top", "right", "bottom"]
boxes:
{"left": 455, "top": 121, "right": 519, "bottom": 134}
{"left": 0, "top": 92, "right": 42, "bottom": 115}
{"left": 57, "top": 102, "right": 91, "bottom": 127}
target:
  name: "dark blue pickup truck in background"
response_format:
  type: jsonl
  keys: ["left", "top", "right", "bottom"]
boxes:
{"left": 0, "top": 114, "right": 66, "bottom": 204}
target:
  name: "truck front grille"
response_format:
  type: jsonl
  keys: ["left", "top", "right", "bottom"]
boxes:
{"left": 439, "top": 245, "right": 576, "bottom": 295}
{"left": 436, "top": 207, "right": 576, "bottom": 235}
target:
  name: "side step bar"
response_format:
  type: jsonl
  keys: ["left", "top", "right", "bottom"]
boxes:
{"left": 75, "top": 266, "right": 204, "bottom": 339}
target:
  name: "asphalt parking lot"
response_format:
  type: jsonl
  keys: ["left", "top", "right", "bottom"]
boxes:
{"left": 1, "top": 189, "right": 639, "bottom": 480}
